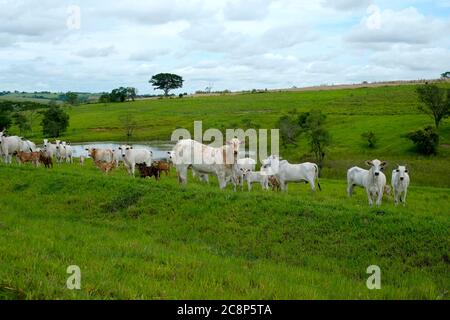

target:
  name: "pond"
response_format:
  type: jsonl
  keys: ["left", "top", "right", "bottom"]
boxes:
{"left": 68, "top": 141, "right": 175, "bottom": 160}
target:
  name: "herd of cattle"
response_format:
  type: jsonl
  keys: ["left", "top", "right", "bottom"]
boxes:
{"left": 0, "top": 131, "right": 410, "bottom": 207}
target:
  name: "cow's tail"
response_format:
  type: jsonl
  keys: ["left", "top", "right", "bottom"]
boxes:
{"left": 315, "top": 164, "right": 321, "bottom": 191}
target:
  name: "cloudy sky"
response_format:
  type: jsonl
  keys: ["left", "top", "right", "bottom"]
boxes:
{"left": 1, "top": 0, "right": 449, "bottom": 94}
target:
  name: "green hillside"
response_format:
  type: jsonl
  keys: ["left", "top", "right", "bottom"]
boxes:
{"left": 0, "top": 163, "right": 448, "bottom": 299}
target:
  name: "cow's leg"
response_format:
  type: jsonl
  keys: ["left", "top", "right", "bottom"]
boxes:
{"left": 376, "top": 189, "right": 383, "bottom": 207}
{"left": 394, "top": 190, "right": 399, "bottom": 207}
{"left": 347, "top": 182, "right": 354, "bottom": 197}
{"left": 402, "top": 189, "right": 408, "bottom": 206}
{"left": 279, "top": 179, "right": 287, "bottom": 192}
{"left": 366, "top": 189, "right": 373, "bottom": 206}
{"left": 308, "top": 178, "right": 316, "bottom": 192}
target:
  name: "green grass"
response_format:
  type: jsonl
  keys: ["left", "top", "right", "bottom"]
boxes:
{"left": 0, "top": 162, "right": 449, "bottom": 299}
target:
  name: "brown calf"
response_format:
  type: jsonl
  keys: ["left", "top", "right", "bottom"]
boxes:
{"left": 39, "top": 151, "right": 53, "bottom": 168}
{"left": 153, "top": 160, "right": 170, "bottom": 176}
{"left": 16, "top": 151, "right": 40, "bottom": 167}
{"left": 137, "top": 163, "right": 161, "bottom": 180}
{"left": 268, "top": 175, "right": 281, "bottom": 191}
{"left": 95, "top": 160, "right": 116, "bottom": 174}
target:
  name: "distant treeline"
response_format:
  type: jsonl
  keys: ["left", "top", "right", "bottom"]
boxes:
{"left": 0, "top": 100, "right": 50, "bottom": 111}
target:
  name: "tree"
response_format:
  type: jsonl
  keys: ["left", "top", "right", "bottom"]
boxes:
{"left": 416, "top": 84, "right": 450, "bottom": 129}
{"left": 126, "top": 87, "right": 137, "bottom": 101}
{"left": 13, "top": 113, "right": 31, "bottom": 135}
{"left": 149, "top": 73, "right": 183, "bottom": 97}
{"left": 298, "top": 111, "right": 331, "bottom": 169}
{"left": 99, "top": 93, "right": 111, "bottom": 104}
{"left": 40, "top": 105, "right": 69, "bottom": 138}
{"left": 441, "top": 71, "right": 450, "bottom": 79}
{"left": 408, "top": 126, "right": 439, "bottom": 155}
{"left": 64, "top": 91, "right": 79, "bottom": 106}
{"left": 361, "top": 131, "right": 378, "bottom": 148}
{"left": 110, "top": 87, "right": 128, "bottom": 102}
{"left": 277, "top": 115, "right": 301, "bottom": 146}
{"left": 120, "top": 112, "right": 137, "bottom": 142}
{"left": 0, "top": 104, "right": 13, "bottom": 131}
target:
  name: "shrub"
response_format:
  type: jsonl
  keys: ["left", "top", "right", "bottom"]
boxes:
{"left": 407, "top": 126, "right": 439, "bottom": 155}
{"left": 361, "top": 131, "right": 377, "bottom": 148}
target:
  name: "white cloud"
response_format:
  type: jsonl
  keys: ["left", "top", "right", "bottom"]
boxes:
{"left": 346, "top": 7, "right": 449, "bottom": 45}
{"left": 0, "top": 0, "right": 449, "bottom": 92}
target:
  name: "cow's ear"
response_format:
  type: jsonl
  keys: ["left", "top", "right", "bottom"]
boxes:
{"left": 381, "top": 161, "right": 388, "bottom": 167}
{"left": 239, "top": 140, "right": 244, "bottom": 145}
{"left": 365, "top": 160, "right": 373, "bottom": 167}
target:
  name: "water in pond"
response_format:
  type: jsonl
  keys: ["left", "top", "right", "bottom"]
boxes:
{"left": 68, "top": 141, "right": 175, "bottom": 160}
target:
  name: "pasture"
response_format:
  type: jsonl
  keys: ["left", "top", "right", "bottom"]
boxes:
{"left": 0, "top": 162, "right": 449, "bottom": 299}
{"left": 1, "top": 83, "right": 449, "bottom": 299}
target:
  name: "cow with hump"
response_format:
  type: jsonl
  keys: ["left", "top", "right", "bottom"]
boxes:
{"left": 171, "top": 138, "right": 242, "bottom": 190}
{"left": 347, "top": 159, "right": 387, "bottom": 207}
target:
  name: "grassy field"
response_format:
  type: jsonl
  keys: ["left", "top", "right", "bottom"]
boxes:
{"left": 1, "top": 84, "right": 449, "bottom": 299}
{"left": 10, "top": 84, "right": 450, "bottom": 187}
{"left": 0, "top": 162, "right": 448, "bottom": 299}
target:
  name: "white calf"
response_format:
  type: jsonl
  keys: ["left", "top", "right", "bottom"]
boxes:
{"left": 242, "top": 169, "right": 269, "bottom": 191}
{"left": 391, "top": 166, "right": 410, "bottom": 206}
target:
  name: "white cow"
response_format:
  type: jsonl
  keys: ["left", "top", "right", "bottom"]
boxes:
{"left": 168, "top": 151, "right": 211, "bottom": 184}
{"left": 172, "top": 138, "right": 242, "bottom": 189}
{"left": 0, "top": 131, "right": 22, "bottom": 163}
{"left": 347, "top": 159, "right": 387, "bottom": 207}
{"left": 85, "top": 147, "right": 113, "bottom": 163}
{"left": 19, "top": 139, "right": 37, "bottom": 152}
{"left": 43, "top": 139, "right": 58, "bottom": 158}
{"left": 119, "top": 146, "right": 153, "bottom": 176}
{"left": 391, "top": 165, "right": 410, "bottom": 207}
{"left": 55, "top": 140, "right": 65, "bottom": 163}
{"left": 242, "top": 169, "right": 269, "bottom": 191}
{"left": 112, "top": 147, "right": 126, "bottom": 167}
{"left": 64, "top": 142, "right": 73, "bottom": 163}
{"left": 263, "top": 155, "right": 321, "bottom": 192}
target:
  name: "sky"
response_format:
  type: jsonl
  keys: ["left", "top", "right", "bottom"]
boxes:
{"left": 0, "top": 0, "right": 449, "bottom": 94}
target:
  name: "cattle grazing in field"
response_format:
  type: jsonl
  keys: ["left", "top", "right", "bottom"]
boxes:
{"left": 15, "top": 151, "right": 40, "bottom": 166}
{"left": 85, "top": 148, "right": 113, "bottom": 163}
{"left": 0, "top": 130, "right": 22, "bottom": 163}
{"left": 119, "top": 146, "right": 153, "bottom": 176}
{"left": 136, "top": 163, "right": 161, "bottom": 180}
{"left": 262, "top": 155, "right": 321, "bottom": 192}
{"left": 172, "top": 138, "right": 242, "bottom": 189}
{"left": 39, "top": 150, "right": 53, "bottom": 168}
{"left": 153, "top": 160, "right": 170, "bottom": 176}
{"left": 347, "top": 159, "right": 387, "bottom": 207}
{"left": 391, "top": 165, "right": 410, "bottom": 206}
{"left": 95, "top": 160, "right": 116, "bottom": 174}
{"left": 241, "top": 169, "right": 269, "bottom": 191}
